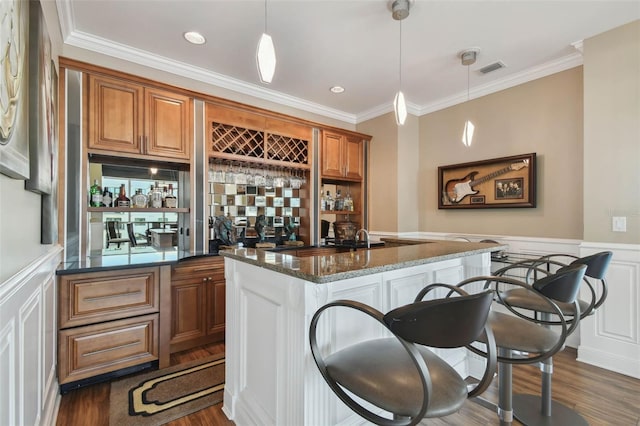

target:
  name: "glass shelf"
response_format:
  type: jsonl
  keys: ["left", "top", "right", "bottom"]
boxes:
{"left": 87, "top": 207, "right": 190, "bottom": 213}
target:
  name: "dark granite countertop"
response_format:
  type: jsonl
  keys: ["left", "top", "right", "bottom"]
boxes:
{"left": 55, "top": 250, "right": 220, "bottom": 275}
{"left": 54, "top": 242, "right": 383, "bottom": 275}
{"left": 220, "top": 239, "right": 507, "bottom": 284}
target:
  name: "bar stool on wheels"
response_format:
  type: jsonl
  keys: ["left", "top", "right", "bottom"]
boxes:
{"left": 417, "top": 264, "right": 587, "bottom": 425}
{"left": 491, "top": 251, "right": 612, "bottom": 425}
{"left": 309, "top": 290, "right": 497, "bottom": 426}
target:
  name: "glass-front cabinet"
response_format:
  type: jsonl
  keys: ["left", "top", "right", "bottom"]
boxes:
{"left": 86, "top": 161, "right": 190, "bottom": 257}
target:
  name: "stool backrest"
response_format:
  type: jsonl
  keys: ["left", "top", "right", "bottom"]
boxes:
{"left": 533, "top": 263, "right": 587, "bottom": 303}
{"left": 383, "top": 290, "right": 493, "bottom": 348}
{"left": 570, "top": 251, "right": 612, "bottom": 280}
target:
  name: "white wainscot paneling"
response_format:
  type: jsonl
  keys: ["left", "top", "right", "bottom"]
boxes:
{"left": 578, "top": 243, "right": 640, "bottom": 379}
{"left": 0, "top": 247, "right": 63, "bottom": 426}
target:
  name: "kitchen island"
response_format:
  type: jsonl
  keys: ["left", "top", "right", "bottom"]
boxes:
{"left": 220, "top": 239, "right": 505, "bottom": 426}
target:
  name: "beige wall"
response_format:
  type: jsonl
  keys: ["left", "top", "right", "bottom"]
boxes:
{"left": 420, "top": 68, "right": 584, "bottom": 238}
{"left": 583, "top": 20, "right": 640, "bottom": 244}
{"left": 357, "top": 113, "right": 399, "bottom": 232}
{"left": 364, "top": 68, "right": 585, "bottom": 239}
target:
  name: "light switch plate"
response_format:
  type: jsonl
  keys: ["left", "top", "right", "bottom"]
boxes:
{"left": 612, "top": 216, "right": 627, "bottom": 232}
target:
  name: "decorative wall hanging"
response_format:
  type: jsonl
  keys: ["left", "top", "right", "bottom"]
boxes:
{"left": 438, "top": 153, "right": 536, "bottom": 209}
{"left": 25, "top": 0, "right": 54, "bottom": 194}
{"left": 0, "top": 0, "right": 30, "bottom": 179}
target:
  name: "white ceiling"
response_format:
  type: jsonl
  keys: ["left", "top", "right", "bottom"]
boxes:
{"left": 55, "top": 0, "right": 640, "bottom": 124}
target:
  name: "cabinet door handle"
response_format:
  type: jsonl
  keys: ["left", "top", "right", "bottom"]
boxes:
{"left": 202, "top": 278, "right": 208, "bottom": 283}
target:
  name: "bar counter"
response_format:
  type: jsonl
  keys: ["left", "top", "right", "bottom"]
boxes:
{"left": 220, "top": 239, "right": 504, "bottom": 283}
{"left": 221, "top": 239, "right": 505, "bottom": 426}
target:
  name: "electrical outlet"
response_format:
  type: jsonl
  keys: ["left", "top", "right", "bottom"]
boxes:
{"left": 612, "top": 216, "right": 627, "bottom": 232}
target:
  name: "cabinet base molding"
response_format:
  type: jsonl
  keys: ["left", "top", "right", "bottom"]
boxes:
{"left": 59, "top": 360, "right": 158, "bottom": 394}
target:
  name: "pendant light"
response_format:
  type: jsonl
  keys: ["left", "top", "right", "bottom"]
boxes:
{"left": 460, "top": 48, "right": 479, "bottom": 147}
{"left": 392, "top": 0, "right": 410, "bottom": 126}
{"left": 257, "top": 0, "right": 276, "bottom": 83}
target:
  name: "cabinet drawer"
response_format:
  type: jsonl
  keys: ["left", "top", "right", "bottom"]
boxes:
{"left": 59, "top": 267, "right": 160, "bottom": 329}
{"left": 58, "top": 314, "right": 159, "bottom": 384}
{"left": 172, "top": 256, "right": 224, "bottom": 277}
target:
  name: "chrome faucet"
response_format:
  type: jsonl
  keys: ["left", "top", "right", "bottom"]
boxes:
{"left": 355, "top": 229, "right": 370, "bottom": 249}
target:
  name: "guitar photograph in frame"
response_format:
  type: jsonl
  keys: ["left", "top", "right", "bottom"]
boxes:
{"left": 438, "top": 153, "right": 536, "bottom": 209}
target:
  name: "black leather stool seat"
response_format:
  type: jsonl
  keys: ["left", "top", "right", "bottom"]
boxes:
{"left": 499, "top": 288, "right": 590, "bottom": 316}
{"left": 478, "top": 311, "right": 560, "bottom": 354}
{"left": 325, "top": 337, "right": 466, "bottom": 418}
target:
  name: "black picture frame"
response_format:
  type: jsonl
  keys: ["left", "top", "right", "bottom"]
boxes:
{"left": 438, "top": 153, "right": 536, "bottom": 209}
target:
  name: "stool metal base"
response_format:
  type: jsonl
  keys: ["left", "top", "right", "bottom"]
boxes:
{"left": 513, "top": 394, "right": 588, "bottom": 426}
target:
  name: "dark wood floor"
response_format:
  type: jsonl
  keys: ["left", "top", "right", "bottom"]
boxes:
{"left": 56, "top": 344, "right": 640, "bottom": 426}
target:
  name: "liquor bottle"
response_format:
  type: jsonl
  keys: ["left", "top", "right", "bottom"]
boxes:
{"left": 334, "top": 189, "right": 343, "bottom": 211}
{"left": 132, "top": 188, "right": 148, "bottom": 208}
{"left": 150, "top": 182, "right": 163, "bottom": 208}
{"left": 325, "top": 191, "right": 334, "bottom": 211}
{"left": 89, "top": 179, "right": 103, "bottom": 207}
{"left": 162, "top": 186, "right": 169, "bottom": 207}
{"left": 344, "top": 191, "right": 354, "bottom": 212}
{"left": 116, "top": 184, "right": 131, "bottom": 208}
{"left": 147, "top": 184, "right": 155, "bottom": 207}
{"left": 164, "top": 184, "right": 177, "bottom": 208}
{"left": 102, "top": 187, "right": 113, "bottom": 208}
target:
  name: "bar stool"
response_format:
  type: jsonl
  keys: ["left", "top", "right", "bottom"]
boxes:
{"left": 418, "top": 265, "right": 586, "bottom": 425}
{"left": 309, "top": 290, "right": 497, "bottom": 426}
{"left": 492, "top": 252, "right": 612, "bottom": 425}
{"left": 495, "top": 251, "right": 612, "bottom": 321}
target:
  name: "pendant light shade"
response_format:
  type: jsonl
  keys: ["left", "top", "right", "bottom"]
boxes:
{"left": 460, "top": 48, "right": 479, "bottom": 147}
{"left": 394, "top": 91, "right": 407, "bottom": 125}
{"left": 257, "top": 33, "right": 276, "bottom": 83}
{"left": 391, "top": 0, "right": 410, "bottom": 126}
{"left": 462, "top": 120, "right": 475, "bottom": 147}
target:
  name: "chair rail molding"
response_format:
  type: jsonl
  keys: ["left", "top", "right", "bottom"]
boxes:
{"left": 0, "top": 245, "right": 63, "bottom": 426}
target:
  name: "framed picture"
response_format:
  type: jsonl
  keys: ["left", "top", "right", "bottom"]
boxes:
{"left": 25, "top": 0, "right": 53, "bottom": 194}
{"left": 0, "top": 0, "right": 30, "bottom": 179}
{"left": 438, "top": 153, "right": 536, "bottom": 209}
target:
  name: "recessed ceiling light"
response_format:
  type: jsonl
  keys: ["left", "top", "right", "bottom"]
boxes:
{"left": 184, "top": 31, "right": 206, "bottom": 45}
{"left": 330, "top": 86, "right": 345, "bottom": 94}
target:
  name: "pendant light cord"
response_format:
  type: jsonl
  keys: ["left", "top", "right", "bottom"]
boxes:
{"left": 399, "top": 20, "right": 403, "bottom": 90}
{"left": 264, "top": 0, "right": 268, "bottom": 33}
{"left": 467, "top": 62, "right": 470, "bottom": 102}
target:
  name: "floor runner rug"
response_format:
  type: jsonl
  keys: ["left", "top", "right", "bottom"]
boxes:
{"left": 109, "top": 354, "right": 225, "bottom": 425}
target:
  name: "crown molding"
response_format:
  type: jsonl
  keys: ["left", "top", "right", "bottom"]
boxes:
{"left": 59, "top": 31, "right": 357, "bottom": 124}
{"left": 56, "top": 1, "right": 584, "bottom": 126}
{"left": 411, "top": 52, "right": 584, "bottom": 117}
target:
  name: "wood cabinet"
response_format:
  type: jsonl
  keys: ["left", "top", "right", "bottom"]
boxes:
{"left": 320, "top": 129, "right": 370, "bottom": 236}
{"left": 57, "top": 267, "right": 162, "bottom": 390}
{"left": 87, "top": 74, "right": 192, "bottom": 162}
{"left": 170, "top": 256, "right": 225, "bottom": 353}
{"left": 321, "top": 130, "right": 364, "bottom": 181}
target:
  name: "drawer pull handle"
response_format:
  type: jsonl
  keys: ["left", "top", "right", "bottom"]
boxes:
{"left": 82, "top": 340, "right": 141, "bottom": 357}
{"left": 84, "top": 290, "right": 142, "bottom": 301}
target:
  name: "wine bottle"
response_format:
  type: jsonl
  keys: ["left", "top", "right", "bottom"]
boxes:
{"left": 116, "top": 184, "right": 131, "bottom": 208}
{"left": 89, "top": 179, "right": 103, "bottom": 207}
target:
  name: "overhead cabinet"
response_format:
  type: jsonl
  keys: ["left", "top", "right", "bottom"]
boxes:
{"left": 87, "top": 74, "right": 192, "bottom": 162}
{"left": 321, "top": 130, "right": 364, "bottom": 181}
